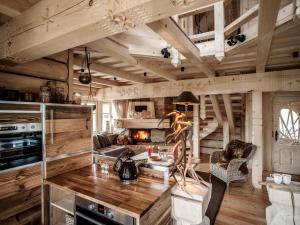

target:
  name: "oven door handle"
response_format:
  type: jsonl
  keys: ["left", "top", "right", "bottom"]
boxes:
{"left": 76, "top": 211, "right": 106, "bottom": 225}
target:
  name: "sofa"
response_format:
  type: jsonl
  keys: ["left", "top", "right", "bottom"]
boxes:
{"left": 93, "top": 133, "right": 127, "bottom": 157}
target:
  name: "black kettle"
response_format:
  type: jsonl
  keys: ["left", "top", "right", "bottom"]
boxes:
{"left": 113, "top": 150, "right": 141, "bottom": 182}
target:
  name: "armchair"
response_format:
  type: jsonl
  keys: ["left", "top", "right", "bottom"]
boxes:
{"left": 209, "top": 140, "right": 257, "bottom": 191}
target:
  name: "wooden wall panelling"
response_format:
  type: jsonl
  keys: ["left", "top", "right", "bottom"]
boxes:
{"left": 0, "top": 163, "right": 41, "bottom": 200}
{"left": 44, "top": 105, "right": 92, "bottom": 158}
{"left": 0, "top": 164, "right": 42, "bottom": 224}
{"left": 44, "top": 152, "right": 92, "bottom": 179}
{"left": 0, "top": 187, "right": 41, "bottom": 221}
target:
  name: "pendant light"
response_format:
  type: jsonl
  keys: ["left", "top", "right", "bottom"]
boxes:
{"left": 79, "top": 47, "right": 92, "bottom": 85}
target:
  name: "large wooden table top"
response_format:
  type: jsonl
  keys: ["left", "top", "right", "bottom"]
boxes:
{"left": 45, "top": 164, "right": 174, "bottom": 218}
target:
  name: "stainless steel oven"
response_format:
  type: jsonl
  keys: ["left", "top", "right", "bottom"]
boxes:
{"left": 0, "top": 123, "right": 42, "bottom": 170}
{"left": 75, "top": 196, "right": 135, "bottom": 225}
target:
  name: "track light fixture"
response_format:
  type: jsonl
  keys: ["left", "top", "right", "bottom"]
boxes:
{"left": 161, "top": 47, "right": 171, "bottom": 58}
{"left": 227, "top": 34, "right": 246, "bottom": 47}
{"left": 144, "top": 72, "right": 147, "bottom": 77}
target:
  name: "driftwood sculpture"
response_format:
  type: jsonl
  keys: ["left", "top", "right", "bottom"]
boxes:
{"left": 159, "top": 111, "right": 208, "bottom": 188}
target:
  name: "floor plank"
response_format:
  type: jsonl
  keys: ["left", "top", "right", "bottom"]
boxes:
{"left": 198, "top": 153, "right": 300, "bottom": 225}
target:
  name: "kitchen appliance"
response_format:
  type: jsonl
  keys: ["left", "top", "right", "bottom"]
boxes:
{"left": 0, "top": 122, "right": 42, "bottom": 170}
{"left": 113, "top": 150, "right": 141, "bottom": 183}
{"left": 75, "top": 196, "right": 135, "bottom": 225}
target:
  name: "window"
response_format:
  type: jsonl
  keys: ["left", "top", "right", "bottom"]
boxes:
{"left": 279, "top": 108, "right": 299, "bottom": 144}
{"left": 102, "top": 103, "right": 111, "bottom": 132}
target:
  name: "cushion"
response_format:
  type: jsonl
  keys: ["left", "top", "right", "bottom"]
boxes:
{"left": 93, "top": 135, "right": 102, "bottom": 149}
{"left": 97, "top": 135, "right": 106, "bottom": 148}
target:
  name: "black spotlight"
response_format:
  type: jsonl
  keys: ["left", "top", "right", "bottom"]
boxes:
{"left": 114, "top": 77, "right": 117, "bottom": 81}
{"left": 236, "top": 34, "right": 246, "bottom": 43}
{"left": 181, "top": 67, "right": 185, "bottom": 72}
{"left": 144, "top": 72, "right": 147, "bottom": 77}
{"left": 227, "top": 36, "right": 237, "bottom": 46}
{"left": 161, "top": 48, "right": 171, "bottom": 58}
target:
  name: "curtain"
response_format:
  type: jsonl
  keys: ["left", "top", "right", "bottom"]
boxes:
{"left": 113, "top": 100, "right": 128, "bottom": 119}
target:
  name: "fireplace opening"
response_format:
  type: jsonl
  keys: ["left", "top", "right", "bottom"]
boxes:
{"left": 130, "top": 129, "right": 151, "bottom": 144}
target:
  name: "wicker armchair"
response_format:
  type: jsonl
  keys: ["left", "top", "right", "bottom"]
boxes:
{"left": 209, "top": 140, "right": 256, "bottom": 191}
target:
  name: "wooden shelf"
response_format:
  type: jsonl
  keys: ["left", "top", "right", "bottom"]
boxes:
{"left": 51, "top": 195, "right": 74, "bottom": 215}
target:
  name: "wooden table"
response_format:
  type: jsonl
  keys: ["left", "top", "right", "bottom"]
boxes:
{"left": 45, "top": 164, "right": 174, "bottom": 225}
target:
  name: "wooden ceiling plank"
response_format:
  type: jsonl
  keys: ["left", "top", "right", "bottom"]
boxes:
{"left": 222, "top": 94, "right": 235, "bottom": 135}
{"left": 148, "top": 17, "right": 215, "bottom": 77}
{"left": 256, "top": 0, "right": 281, "bottom": 73}
{"left": 0, "top": 0, "right": 219, "bottom": 64}
{"left": 74, "top": 55, "right": 145, "bottom": 84}
{"left": 87, "top": 38, "right": 177, "bottom": 81}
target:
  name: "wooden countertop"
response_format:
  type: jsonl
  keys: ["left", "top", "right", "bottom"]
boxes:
{"left": 45, "top": 164, "right": 174, "bottom": 218}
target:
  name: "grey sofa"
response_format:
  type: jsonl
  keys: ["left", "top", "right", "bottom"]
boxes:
{"left": 93, "top": 133, "right": 127, "bottom": 157}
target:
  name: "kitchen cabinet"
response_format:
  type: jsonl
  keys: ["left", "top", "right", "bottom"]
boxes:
{"left": 44, "top": 104, "right": 92, "bottom": 159}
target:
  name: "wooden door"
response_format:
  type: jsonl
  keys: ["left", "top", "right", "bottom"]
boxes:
{"left": 272, "top": 94, "right": 300, "bottom": 175}
{"left": 44, "top": 105, "right": 92, "bottom": 159}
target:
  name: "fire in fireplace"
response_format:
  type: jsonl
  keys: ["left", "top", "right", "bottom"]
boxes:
{"left": 131, "top": 129, "right": 151, "bottom": 143}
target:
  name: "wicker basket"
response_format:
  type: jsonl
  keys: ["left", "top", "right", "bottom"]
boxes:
{"left": 65, "top": 214, "right": 74, "bottom": 225}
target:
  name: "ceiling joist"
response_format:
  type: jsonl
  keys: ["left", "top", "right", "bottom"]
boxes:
{"left": 256, "top": 0, "right": 282, "bottom": 72}
{"left": 0, "top": 0, "right": 220, "bottom": 64}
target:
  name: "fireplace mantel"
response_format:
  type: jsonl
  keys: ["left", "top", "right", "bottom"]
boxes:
{"left": 115, "top": 118, "right": 170, "bottom": 129}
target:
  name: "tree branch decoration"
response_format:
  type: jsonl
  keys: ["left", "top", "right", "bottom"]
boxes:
{"left": 160, "top": 111, "right": 209, "bottom": 188}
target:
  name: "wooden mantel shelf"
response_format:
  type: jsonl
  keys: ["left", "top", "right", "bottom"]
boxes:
{"left": 115, "top": 118, "right": 170, "bottom": 129}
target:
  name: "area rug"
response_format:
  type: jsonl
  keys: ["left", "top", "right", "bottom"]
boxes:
{"left": 196, "top": 171, "right": 227, "bottom": 225}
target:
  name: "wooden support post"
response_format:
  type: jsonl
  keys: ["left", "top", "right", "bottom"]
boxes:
{"left": 200, "top": 95, "right": 206, "bottom": 120}
{"left": 223, "top": 120, "right": 230, "bottom": 149}
{"left": 251, "top": 91, "right": 263, "bottom": 189}
{"left": 67, "top": 49, "right": 74, "bottom": 102}
{"left": 214, "top": 1, "right": 225, "bottom": 61}
{"left": 193, "top": 101, "right": 200, "bottom": 159}
{"left": 245, "top": 93, "right": 252, "bottom": 143}
{"left": 256, "top": 0, "right": 281, "bottom": 72}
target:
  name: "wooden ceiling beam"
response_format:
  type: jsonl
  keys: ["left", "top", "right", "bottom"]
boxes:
{"left": 222, "top": 94, "right": 235, "bottom": 135}
{"left": 0, "top": 3, "right": 21, "bottom": 17}
{"left": 87, "top": 38, "right": 177, "bottom": 81}
{"left": 73, "top": 56, "right": 145, "bottom": 84}
{"left": 148, "top": 17, "right": 215, "bottom": 77}
{"left": 97, "top": 69, "right": 300, "bottom": 100}
{"left": 256, "top": 0, "right": 281, "bottom": 73}
{"left": 73, "top": 73, "right": 120, "bottom": 87}
{"left": 0, "top": 0, "right": 219, "bottom": 64}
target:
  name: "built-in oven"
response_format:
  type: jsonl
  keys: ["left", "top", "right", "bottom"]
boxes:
{"left": 0, "top": 123, "right": 42, "bottom": 170}
{"left": 75, "top": 196, "right": 135, "bottom": 225}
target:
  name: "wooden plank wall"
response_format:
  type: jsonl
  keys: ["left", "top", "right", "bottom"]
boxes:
{"left": 200, "top": 94, "right": 245, "bottom": 154}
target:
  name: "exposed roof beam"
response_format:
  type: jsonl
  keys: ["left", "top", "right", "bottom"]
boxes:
{"left": 0, "top": 0, "right": 219, "bottom": 64}
{"left": 97, "top": 69, "right": 300, "bottom": 100}
{"left": 73, "top": 56, "right": 145, "bottom": 84}
{"left": 0, "top": 3, "right": 21, "bottom": 17}
{"left": 73, "top": 79, "right": 106, "bottom": 89}
{"left": 148, "top": 17, "right": 215, "bottom": 77}
{"left": 87, "top": 38, "right": 177, "bottom": 81}
{"left": 214, "top": 1, "right": 225, "bottom": 61}
{"left": 222, "top": 94, "right": 235, "bottom": 135}
{"left": 256, "top": 0, "right": 281, "bottom": 72}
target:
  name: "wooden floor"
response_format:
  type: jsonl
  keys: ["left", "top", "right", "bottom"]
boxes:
{"left": 198, "top": 153, "right": 300, "bottom": 225}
